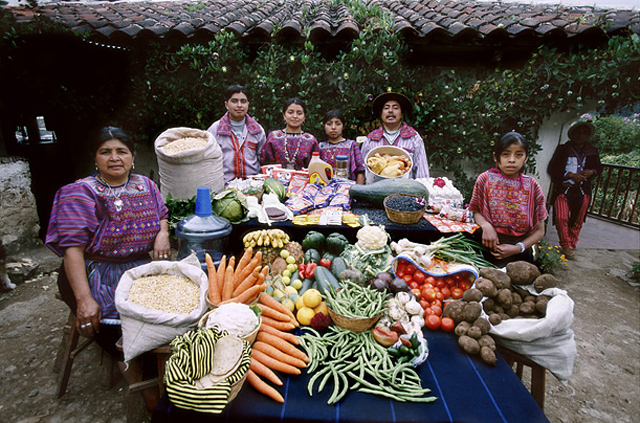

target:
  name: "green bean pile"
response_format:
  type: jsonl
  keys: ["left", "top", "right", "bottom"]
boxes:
{"left": 324, "top": 280, "right": 387, "bottom": 319}
{"left": 299, "top": 326, "right": 437, "bottom": 405}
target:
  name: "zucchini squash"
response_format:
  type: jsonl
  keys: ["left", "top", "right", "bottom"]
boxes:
{"left": 349, "top": 178, "right": 428, "bottom": 207}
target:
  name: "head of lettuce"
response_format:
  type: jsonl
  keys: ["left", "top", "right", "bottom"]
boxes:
{"left": 213, "top": 189, "right": 249, "bottom": 223}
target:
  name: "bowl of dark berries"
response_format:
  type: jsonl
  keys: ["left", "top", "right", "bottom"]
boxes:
{"left": 383, "top": 194, "right": 426, "bottom": 224}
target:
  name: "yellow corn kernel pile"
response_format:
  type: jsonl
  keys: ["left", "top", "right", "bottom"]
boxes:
{"left": 128, "top": 274, "right": 199, "bottom": 314}
{"left": 163, "top": 137, "right": 208, "bottom": 155}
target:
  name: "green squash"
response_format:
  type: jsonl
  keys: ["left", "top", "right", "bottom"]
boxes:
{"left": 349, "top": 178, "right": 428, "bottom": 207}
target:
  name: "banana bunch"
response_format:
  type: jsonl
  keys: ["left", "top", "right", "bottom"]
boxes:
{"left": 242, "top": 229, "right": 290, "bottom": 248}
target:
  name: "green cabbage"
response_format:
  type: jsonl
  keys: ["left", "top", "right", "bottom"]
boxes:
{"left": 212, "top": 189, "right": 248, "bottom": 223}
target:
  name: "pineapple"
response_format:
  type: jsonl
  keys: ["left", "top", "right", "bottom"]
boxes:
{"left": 284, "top": 241, "right": 304, "bottom": 263}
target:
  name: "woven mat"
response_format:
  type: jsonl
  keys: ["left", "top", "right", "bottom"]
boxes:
{"left": 424, "top": 214, "right": 480, "bottom": 234}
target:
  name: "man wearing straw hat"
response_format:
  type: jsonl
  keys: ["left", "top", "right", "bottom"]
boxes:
{"left": 547, "top": 120, "right": 602, "bottom": 259}
{"left": 360, "top": 92, "right": 430, "bottom": 180}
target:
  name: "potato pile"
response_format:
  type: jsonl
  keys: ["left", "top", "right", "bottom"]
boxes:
{"left": 443, "top": 261, "right": 558, "bottom": 366}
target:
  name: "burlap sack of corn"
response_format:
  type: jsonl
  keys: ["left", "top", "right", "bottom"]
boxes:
{"left": 115, "top": 254, "right": 209, "bottom": 364}
{"left": 155, "top": 127, "right": 224, "bottom": 200}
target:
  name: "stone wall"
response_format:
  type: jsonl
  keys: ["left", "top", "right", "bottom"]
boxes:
{"left": 0, "top": 158, "right": 41, "bottom": 254}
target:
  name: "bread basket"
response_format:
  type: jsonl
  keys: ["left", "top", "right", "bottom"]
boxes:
{"left": 383, "top": 194, "right": 426, "bottom": 224}
{"left": 327, "top": 307, "right": 381, "bottom": 333}
{"left": 198, "top": 304, "right": 261, "bottom": 344}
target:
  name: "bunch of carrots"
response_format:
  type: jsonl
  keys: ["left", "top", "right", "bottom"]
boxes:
{"left": 246, "top": 292, "right": 309, "bottom": 403}
{"left": 205, "top": 247, "right": 268, "bottom": 306}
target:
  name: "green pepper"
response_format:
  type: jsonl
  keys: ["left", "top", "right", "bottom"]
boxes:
{"left": 304, "top": 248, "right": 321, "bottom": 264}
{"left": 409, "top": 333, "right": 420, "bottom": 349}
{"left": 325, "top": 232, "right": 349, "bottom": 255}
{"left": 387, "top": 347, "right": 401, "bottom": 358}
{"left": 302, "top": 231, "right": 326, "bottom": 252}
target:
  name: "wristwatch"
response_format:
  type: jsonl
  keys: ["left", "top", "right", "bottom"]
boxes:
{"left": 516, "top": 242, "right": 526, "bottom": 253}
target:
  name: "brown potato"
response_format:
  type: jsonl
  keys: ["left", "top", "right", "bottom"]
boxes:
{"left": 473, "top": 318, "right": 491, "bottom": 335}
{"left": 519, "top": 301, "right": 536, "bottom": 315}
{"left": 488, "top": 313, "right": 502, "bottom": 325}
{"left": 479, "top": 268, "right": 512, "bottom": 289}
{"left": 467, "top": 325, "right": 483, "bottom": 339}
{"left": 475, "top": 278, "right": 498, "bottom": 298}
{"left": 496, "top": 289, "right": 513, "bottom": 307}
{"left": 483, "top": 298, "right": 495, "bottom": 314}
{"left": 478, "top": 335, "right": 496, "bottom": 351}
{"left": 480, "top": 346, "right": 497, "bottom": 366}
{"left": 511, "top": 292, "right": 523, "bottom": 306}
{"left": 443, "top": 301, "right": 466, "bottom": 324}
{"left": 506, "top": 261, "right": 541, "bottom": 285}
{"left": 506, "top": 304, "right": 521, "bottom": 318}
{"left": 454, "top": 321, "right": 471, "bottom": 337}
{"left": 462, "top": 301, "right": 482, "bottom": 323}
{"left": 458, "top": 335, "right": 481, "bottom": 355}
{"left": 463, "top": 288, "right": 484, "bottom": 303}
{"left": 534, "top": 274, "right": 558, "bottom": 293}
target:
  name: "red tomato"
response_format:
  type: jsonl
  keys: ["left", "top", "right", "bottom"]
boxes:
{"left": 410, "top": 288, "right": 421, "bottom": 300}
{"left": 444, "top": 277, "right": 455, "bottom": 287}
{"left": 435, "top": 279, "right": 446, "bottom": 289}
{"left": 422, "top": 283, "right": 434, "bottom": 290}
{"left": 405, "top": 264, "right": 416, "bottom": 275}
{"left": 409, "top": 281, "right": 419, "bottom": 290}
{"left": 435, "top": 291, "right": 445, "bottom": 302}
{"left": 425, "top": 315, "right": 441, "bottom": 331}
{"left": 441, "top": 317, "right": 455, "bottom": 332}
{"left": 402, "top": 274, "right": 413, "bottom": 284}
{"left": 441, "top": 287, "right": 452, "bottom": 299}
{"left": 413, "top": 271, "right": 426, "bottom": 284}
{"left": 423, "top": 288, "right": 437, "bottom": 301}
{"left": 458, "top": 280, "right": 472, "bottom": 291}
{"left": 424, "top": 307, "right": 435, "bottom": 316}
{"left": 419, "top": 299, "right": 431, "bottom": 310}
{"left": 431, "top": 305, "right": 442, "bottom": 316}
{"left": 396, "top": 269, "right": 406, "bottom": 278}
{"left": 425, "top": 276, "right": 436, "bottom": 285}
{"left": 451, "top": 287, "right": 464, "bottom": 299}
{"left": 453, "top": 272, "right": 466, "bottom": 282}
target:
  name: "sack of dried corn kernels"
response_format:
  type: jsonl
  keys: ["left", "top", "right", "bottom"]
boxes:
{"left": 155, "top": 127, "right": 224, "bottom": 201}
{"left": 115, "top": 254, "right": 209, "bottom": 363}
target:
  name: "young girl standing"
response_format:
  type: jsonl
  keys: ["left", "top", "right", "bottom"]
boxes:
{"left": 260, "top": 98, "right": 319, "bottom": 170}
{"left": 469, "top": 132, "right": 548, "bottom": 267}
{"left": 319, "top": 110, "right": 365, "bottom": 184}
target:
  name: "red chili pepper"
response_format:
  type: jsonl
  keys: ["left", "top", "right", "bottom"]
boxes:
{"left": 320, "top": 258, "right": 332, "bottom": 269}
{"left": 305, "top": 262, "right": 318, "bottom": 278}
{"left": 298, "top": 263, "right": 306, "bottom": 279}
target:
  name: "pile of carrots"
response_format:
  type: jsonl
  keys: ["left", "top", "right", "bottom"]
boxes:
{"left": 205, "top": 247, "right": 268, "bottom": 306}
{"left": 246, "top": 292, "right": 309, "bottom": 403}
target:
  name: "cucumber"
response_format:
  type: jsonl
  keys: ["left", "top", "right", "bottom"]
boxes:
{"left": 298, "top": 278, "right": 314, "bottom": 296}
{"left": 315, "top": 266, "right": 342, "bottom": 292}
{"left": 349, "top": 178, "right": 428, "bottom": 207}
{"left": 330, "top": 257, "right": 349, "bottom": 280}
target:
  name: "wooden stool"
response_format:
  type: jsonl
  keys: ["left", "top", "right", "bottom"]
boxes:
{"left": 116, "top": 339, "right": 172, "bottom": 423}
{"left": 53, "top": 310, "right": 116, "bottom": 398}
{"left": 497, "top": 345, "right": 547, "bottom": 410}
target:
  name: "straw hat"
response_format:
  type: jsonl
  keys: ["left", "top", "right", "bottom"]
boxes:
{"left": 567, "top": 121, "right": 596, "bottom": 140}
{"left": 372, "top": 92, "right": 413, "bottom": 116}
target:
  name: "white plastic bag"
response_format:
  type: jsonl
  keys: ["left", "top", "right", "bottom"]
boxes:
{"left": 155, "top": 127, "right": 224, "bottom": 200}
{"left": 488, "top": 287, "right": 577, "bottom": 382}
{"left": 115, "top": 254, "right": 208, "bottom": 364}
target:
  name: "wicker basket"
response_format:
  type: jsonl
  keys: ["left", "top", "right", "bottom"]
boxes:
{"left": 383, "top": 194, "right": 426, "bottom": 225}
{"left": 327, "top": 307, "right": 381, "bottom": 333}
{"left": 198, "top": 306, "right": 261, "bottom": 344}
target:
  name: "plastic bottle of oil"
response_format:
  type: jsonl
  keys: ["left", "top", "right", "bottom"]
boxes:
{"left": 308, "top": 152, "right": 333, "bottom": 185}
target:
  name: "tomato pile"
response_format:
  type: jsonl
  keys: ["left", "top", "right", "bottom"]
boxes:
{"left": 394, "top": 258, "right": 475, "bottom": 332}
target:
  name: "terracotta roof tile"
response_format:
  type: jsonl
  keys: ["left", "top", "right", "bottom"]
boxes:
{"left": 6, "top": 0, "right": 638, "bottom": 48}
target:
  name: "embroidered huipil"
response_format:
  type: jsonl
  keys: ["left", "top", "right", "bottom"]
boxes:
{"left": 207, "top": 112, "right": 266, "bottom": 183}
{"left": 319, "top": 139, "right": 365, "bottom": 181}
{"left": 469, "top": 169, "right": 548, "bottom": 237}
{"left": 361, "top": 122, "right": 430, "bottom": 179}
{"left": 260, "top": 130, "right": 320, "bottom": 170}
{"left": 45, "top": 174, "right": 168, "bottom": 323}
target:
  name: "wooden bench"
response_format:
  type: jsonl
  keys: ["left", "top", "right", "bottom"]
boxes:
{"left": 497, "top": 345, "right": 547, "bottom": 410}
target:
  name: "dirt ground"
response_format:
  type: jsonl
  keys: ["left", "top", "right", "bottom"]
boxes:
{"left": 0, "top": 245, "right": 638, "bottom": 423}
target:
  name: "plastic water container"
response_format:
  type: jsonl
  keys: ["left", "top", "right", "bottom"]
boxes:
{"left": 175, "top": 187, "right": 232, "bottom": 272}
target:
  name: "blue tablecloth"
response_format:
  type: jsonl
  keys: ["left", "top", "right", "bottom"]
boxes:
{"left": 152, "top": 331, "right": 550, "bottom": 423}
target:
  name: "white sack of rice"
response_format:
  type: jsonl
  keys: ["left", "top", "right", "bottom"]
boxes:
{"left": 163, "top": 137, "right": 208, "bottom": 155}
{"left": 128, "top": 274, "right": 200, "bottom": 314}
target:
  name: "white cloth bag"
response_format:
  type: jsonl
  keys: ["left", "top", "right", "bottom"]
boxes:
{"left": 115, "top": 254, "right": 208, "bottom": 364}
{"left": 488, "top": 286, "right": 577, "bottom": 382}
{"left": 155, "top": 127, "right": 224, "bottom": 200}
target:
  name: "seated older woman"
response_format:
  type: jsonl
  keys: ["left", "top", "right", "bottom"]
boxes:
{"left": 46, "top": 126, "right": 170, "bottom": 412}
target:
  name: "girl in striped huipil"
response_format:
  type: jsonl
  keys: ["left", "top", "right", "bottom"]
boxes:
{"left": 469, "top": 132, "right": 548, "bottom": 267}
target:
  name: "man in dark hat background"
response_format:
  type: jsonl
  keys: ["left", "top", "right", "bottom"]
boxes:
{"left": 547, "top": 120, "right": 602, "bottom": 259}
{"left": 360, "top": 92, "right": 430, "bottom": 179}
